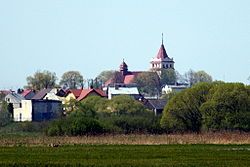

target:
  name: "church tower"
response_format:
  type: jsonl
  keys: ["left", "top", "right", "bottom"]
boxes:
{"left": 120, "top": 59, "right": 128, "bottom": 76}
{"left": 150, "top": 34, "right": 175, "bottom": 73}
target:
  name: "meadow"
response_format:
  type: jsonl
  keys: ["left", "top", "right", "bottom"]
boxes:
{"left": 0, "top": 125, "right": 249, "bottom": 166}
{"left": 0, "top": 132, "right": 249, "bottom": 146}
{"left": 0, "top": 144, "right": 249, "bottom": 167}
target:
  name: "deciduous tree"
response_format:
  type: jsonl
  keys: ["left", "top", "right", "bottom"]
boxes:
{"left": 160, "top": 68, "right": 177, "bottom": 85}
{"left": 25, "top": 70, "right": 57, "bottom": 91}
{"left": 184, "top": 69, "right": 212, "bottom": 86}
{"left": 161, "top": 82, "right": 214, "bottom": 132}
{"left": 96, "top": 70, "right": 116, "bottom": 83}
{"left": 60, "top": 71, "right": 84, "bottom": 89}
{"left": 134, "top": 72, "right": 161, "bottom": 96}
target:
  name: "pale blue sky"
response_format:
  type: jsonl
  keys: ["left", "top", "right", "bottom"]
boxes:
{"left": 0, "top": 0, "right": 250, "bottom": 89}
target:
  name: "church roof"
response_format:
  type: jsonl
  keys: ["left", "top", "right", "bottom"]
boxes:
{"left": 156, "top": 44, "right": 169, "bottom": 60}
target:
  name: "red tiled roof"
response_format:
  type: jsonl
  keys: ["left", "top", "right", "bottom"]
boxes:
{"left": 21, "top": 89, "right": 32, "bottom": 97}
{"left": 124, "top": 75, "right": 135, "bottom": 84}
{"left": 77, "top": 89, "right": 106, "bottom": 101}
{"left": 123, "top": 72, "right": 142, "bottom": 84}
{"left": 94, "top": 89, "right": 106, "bottom": 97}
{"left": 66, "top": 89, "right": 82, "bottom": 98}
{"left": 156, "top": 44, "right": 168, "bottom": 60}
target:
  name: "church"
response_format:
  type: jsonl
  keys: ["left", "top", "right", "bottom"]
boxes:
{"left": 105, "top": 34, "right": 175, "bottom": 86}
{"left": 150, "top": 35, "right": 175, "bottom": 73}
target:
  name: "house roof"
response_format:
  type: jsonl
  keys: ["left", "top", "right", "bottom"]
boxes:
{"left": 77, "top": 89, "right": 106, "bottom": 101}
{"left": 66, "top": 89, "right": 82, "bottom": 98}
{"left": 5, "top": 92, "right": 25, "bottom": 103}
{"left": 108, "top": 86, "right": 139, "bottom": 95}
{"left": 56, "top": 89, "right": 67, "bottom": 97}
{"left": 21, "top": 89, "right": 33, "bottom": 97}
{"left": 32, "top": 88, "right": 52, "bottom": 100}
{"left": 147, "top": 99, "right": 167, "bottom": 110}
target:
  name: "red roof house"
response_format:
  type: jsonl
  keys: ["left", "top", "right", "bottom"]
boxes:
{"left": 66, "top": 88, "right": 106, "bottom": 101}
{"left": 77, "top": 88, "right": 106, "bottom": 101}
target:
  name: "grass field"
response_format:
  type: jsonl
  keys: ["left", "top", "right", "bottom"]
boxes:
{"left": 0, "top": 144, "right": 249, "bottom": 167}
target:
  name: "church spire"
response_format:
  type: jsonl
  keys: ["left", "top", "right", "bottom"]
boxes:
{"left": 162, "top": 33, "right": 163, "bottom": 45}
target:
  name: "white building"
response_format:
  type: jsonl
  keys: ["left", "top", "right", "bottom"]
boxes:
{"left": 162, "top": 84, "right": 188, "bottom": 94}
{"left": 107, "top": 84, "right": 141, "bottom": 100}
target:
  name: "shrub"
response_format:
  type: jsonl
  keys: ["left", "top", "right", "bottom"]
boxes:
{"left": 47, "top": 111, "right": 104, "bottom": 136}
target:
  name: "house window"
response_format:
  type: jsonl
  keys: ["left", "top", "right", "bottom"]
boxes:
{"left": 20, "top": 103, "right": 22, "bottom": 108}
{"left": 6, "top": 98, "right": 10, "bottom": 102}
{"left": 19, "top": 113, "right": 22, "bottom": 121}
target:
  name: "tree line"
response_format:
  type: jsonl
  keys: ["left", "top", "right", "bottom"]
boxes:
{"left": 161, "top": 82, "right": 250, "bottom": 132}
{"left": 1, "top": 82, "right": 249, "bottom": 134}
{"left": 24, "top": 69, "right": 213, "bottom": 95}
{"left": 45, "top": 82, "right": 250, "bottom": 136}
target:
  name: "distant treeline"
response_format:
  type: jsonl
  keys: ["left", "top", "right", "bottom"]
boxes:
{"left": 1, "top": 82, "right": 249, "bottom": 135}
{"left": 46, "top": 82, "right": 249, "bottom": 136}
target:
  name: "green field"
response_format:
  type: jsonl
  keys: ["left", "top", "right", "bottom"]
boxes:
{"left": 0, "top": 144, "right": 249, "bottom": 167}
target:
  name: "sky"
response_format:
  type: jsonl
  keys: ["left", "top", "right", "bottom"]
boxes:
{"left": 0, "top": 0, "right": 250, "bottom": 89}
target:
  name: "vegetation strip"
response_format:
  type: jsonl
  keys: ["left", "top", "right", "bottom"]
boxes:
{"left": 0, "top": 132, "right": 249, "bottom": 146}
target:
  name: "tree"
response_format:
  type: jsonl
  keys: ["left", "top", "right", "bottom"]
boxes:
{"left": 96, "top": 70, "right": 116, "bottom": 83}
{"left": 25, "top": 70, "right": 57, "bottom": 90}
{"left": 134, "top": 72, "right": 161, "bottom": 96}
{"left": 0, "top": 101, "right": 11, "bottom": 127}
{"left": 160, "top": 68, "right": 177, "bottom": 85}
{"left": 60, "top": 71, "right": 84, "bottom": 89}
{"left": 161, "top": 82, "right": 214, "bottom": 132}
{"left": 81, "top": 96, "right": 109, "bottom": 113}
{"left": 0, "top": 93, "right": 5, "bottom": 101}
{"left": 108, "top": 95, "right": 148, "bottom": 115}
{"left": 200, "top": 83, "right": 250, "bottom": 131}
{"left": 184, "top": 69, "right": 212, "bottom": 86}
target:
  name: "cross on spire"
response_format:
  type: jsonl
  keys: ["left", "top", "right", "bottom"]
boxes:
{"left": 162, "top": 33, "right": 163, "bottom": 45}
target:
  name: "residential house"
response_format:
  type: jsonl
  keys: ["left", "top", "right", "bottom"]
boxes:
{"left": 162, "top": 84, "right": 188, "bottom": 94}
{"left": 5, "top": 92, "right": 25, "bottom": 109}
{"left": 143, "top": 98, "right": 167, "bottom": 115}
{"left": 32, "top": 88, "right": 63, "bottom": 101}
{"left": 107, "top": 84, "right": 141, "bottom": 100}
{"left": 65, "top": 89, "right": 82, "bottom": 101}
{"left": 77, "top": 88, "right": 106, "bottom": 101}
{"left": 13, "top": 99, "right": 62, "bottom": 122}
{"left": 20, "top": 89, "right": 35, "bottom": 100}
{"left": 4, "top": 92, "right": 25, "bottom": 118}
